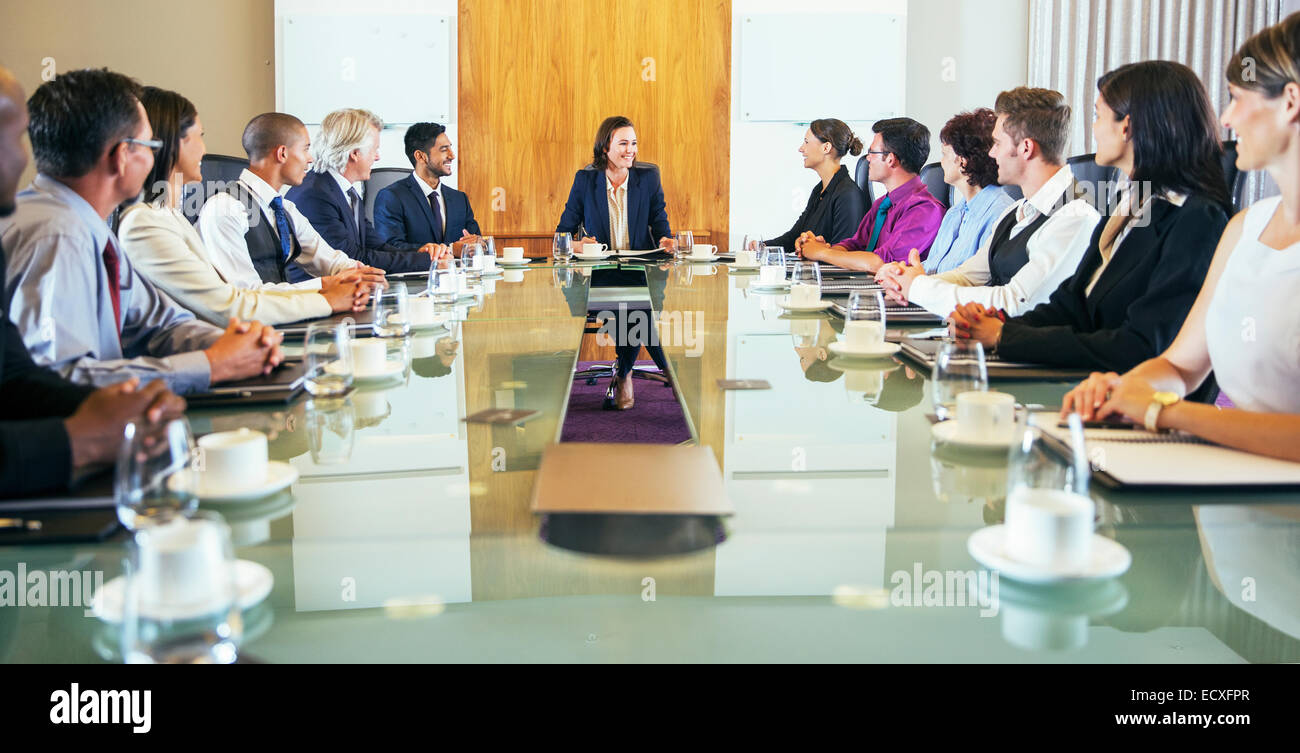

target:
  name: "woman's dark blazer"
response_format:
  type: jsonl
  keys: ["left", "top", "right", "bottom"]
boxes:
{"left": 556, "top": 162, "right": 672, "bottom": 250}
{"left": 997, "top": 193, "right": 1229, "bottom": 372}
{"left": 765, "top": 165, "right": 867, "bottom": 251}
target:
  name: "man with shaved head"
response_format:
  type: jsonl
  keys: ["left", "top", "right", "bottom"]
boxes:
{"left": 0, "top": 66, "right": 184, "bottom": 497}
{"left": 198, "top": 111, "right": 403, "bottom": 290}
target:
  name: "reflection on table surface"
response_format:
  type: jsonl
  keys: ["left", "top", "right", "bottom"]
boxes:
{"left": 4, "top": 259, "right": 1300, "bottom": 663}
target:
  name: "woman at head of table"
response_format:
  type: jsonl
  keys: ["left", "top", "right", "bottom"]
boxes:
{"left": 1060, "top": 13, "right": 1300, "bottom": 463}
{"left": 760, "top": 118, "right": 867, "bottom": 256}
{"left": 555, "top": 115, "right": 675, "bottom": 410}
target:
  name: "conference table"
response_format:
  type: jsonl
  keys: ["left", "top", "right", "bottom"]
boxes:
{"left": 3, "top": 254, "right": 1299, "bottom": 663}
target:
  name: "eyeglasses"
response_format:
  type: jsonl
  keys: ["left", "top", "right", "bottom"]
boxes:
{"left": 120, "top": 137, "right": 163, "bottom": 152}
{"left": 866, "top": 150, "right": 892, "bottom": 158}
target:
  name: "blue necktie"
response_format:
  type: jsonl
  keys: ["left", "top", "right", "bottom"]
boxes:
{"left": 268, "top": 195, "right": 293, "bottom": 261}
{"left": 865, "top": 195, "right": 893, "bottom": 253}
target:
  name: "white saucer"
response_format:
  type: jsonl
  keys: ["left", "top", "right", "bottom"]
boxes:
{"left": 728, "top": 262, "right": 762, "bottom": 271}
{"left": 326, "top": 359, "right": 405, "bottom": 383}
{"left": 91, "top": 559, "right": 274, "bottom": 624}
{"left": 573, "top": 253, "right": 613, "bottom": 261}
{"left": 185, "top": 461, "right": 299, "bottom": 503}
{"left": 480, "top": 268, "right": 505, "bottom": 277}
{"left": 497, "top": 258, "right": 536, "bottom": 267}
{"left": 686, "top": 255, "right": 720, "bottom": 263}
{"left": 749, "top": 282, "right": 791, "bottom": 291}
{"left": 828, "top": 341, "right": 900, "bottom": 359}
{"left": 967, "top": 525, "right": 1132, "bottom": 585}
{"left": 930, "top": 419, "right": 1017, "bottom": 449}
{"left": 779, "top": 299, "right": 833, "bottom": 312}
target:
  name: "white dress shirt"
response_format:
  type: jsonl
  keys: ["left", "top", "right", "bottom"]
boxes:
{"left": 908, "top": 164, "right": 1101, "bottom": 317}
{"left": 606, "top": 175, "right": 630, "bottom": 251}
{"left": 414, "top": 174, "right": 447, "bottom": 238}
{"left": 197, "top": 168, "right": 359, "bottom": 292}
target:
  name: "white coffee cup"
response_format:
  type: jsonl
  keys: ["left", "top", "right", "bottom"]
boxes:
{"left": 409, "top": 296, "right": 435, "bottom": 326}
{"left": 789, "top": 281, "right": 820, "bottom": 306}
{"left": 759, "top": 264, "right": 786, "bottom": 285}
{"left": 1003, "top": 487, "right": 1094, "bottom": 571}
{"left": 582, "top": 242, "right": 608, "bottom": 256}
{"left": 481, "top": 255, "right": 497, "bottom": 274}
{"left": 691, "top": 243, "right": 716, "bottom": 258}
{"left": 842, "top": 320, "right": 885, "bottom": 350}
{"left": 136, "top": 515, "right": 235, "bottom": 611}
{"left": 735, "top": 249, "right": 758, "bottom": 266}
{"left": 503, "top": 246, "right": 525, "bottom": 262}
{"left": 351, "top": 339, "right": 388, "bottom": 376}
{"left": 197, "top": 428, "right": 268, "bottom": 494}
{"left": 955, "top": 390, "right": 1016, "bottom": 441}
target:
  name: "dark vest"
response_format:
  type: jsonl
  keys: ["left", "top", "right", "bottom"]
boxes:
{"left": 224, "top": 182, "right": 302, "bottom": 284}
{"left": 985, "top": 181, "right": 1083, "bottom": 287}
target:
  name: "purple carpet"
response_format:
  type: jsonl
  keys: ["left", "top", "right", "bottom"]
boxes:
{"left": 560, "top": 361, "right": 692, "bottom": 444}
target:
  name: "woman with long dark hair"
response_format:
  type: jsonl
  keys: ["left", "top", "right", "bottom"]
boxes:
{"left": 1061, "top": 13, "right": 1300, "bottom": 462}
{"left": 118, "top": 86, "right": 368, "bottom": 325}
{"left": 951, "top": 60, "right": 1231, "bottom": 373}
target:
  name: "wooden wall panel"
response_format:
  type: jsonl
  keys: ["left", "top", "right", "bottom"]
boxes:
{"left": 459, "top": 0, "right": 730, "bottom": 240}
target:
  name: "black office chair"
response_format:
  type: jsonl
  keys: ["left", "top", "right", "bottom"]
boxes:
{"left": 999, "top": 183, "right": 1024, "bottom": 202}
{"left": 363, "top": 167, "right": 413, "bottom": 225}
{"left": 1221, "top": 140, "right": 1244, "bottom": 211}
{"left": 184, "top": 153, "right": 250, "bottom": 224}
{"left": 1066, "top": 153, "right": 1120, "bottom": 211}
{"left": 918, "top": 161, "right": 952, "bottom": 209}
{"left": 854, "top": 156, "right": 874, "bottom": 204}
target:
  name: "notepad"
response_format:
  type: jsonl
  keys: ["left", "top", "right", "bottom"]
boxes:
{"left": 897, "top": 340, "right": 1094, "bottom": 380}
{"left": 1037, "top": 412, "right": 1300, "bottom": 490}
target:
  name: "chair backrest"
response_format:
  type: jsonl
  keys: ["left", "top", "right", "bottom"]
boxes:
{"left": 1221, "top": 139, "right": 1244, "bottom": 211}
{"left": 854, "top": 156, "right": 874, "bottom": 204}
{"left": 1065, "top": 153, "right": 1120, "bottom": 207}
{"left": 185, "top": 153, "right": 249, "bottom": 224}
{"left": 363, "top": 167, "right": 414, "bottom": 224}
{"left": 917, "top": 161, "right": 952, "bottom": 210}
{"left": 999, "top": 183, "right": 1024, "bottom": 202}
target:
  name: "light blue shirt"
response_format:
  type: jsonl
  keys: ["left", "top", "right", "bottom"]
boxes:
{"left": 0, "top": 174, "right": 222, "bottom": 393}
{"left": 923, "top": 184, "right": 1016, "bottom": 274}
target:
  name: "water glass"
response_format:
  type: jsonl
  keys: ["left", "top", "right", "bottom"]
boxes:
{"left": 931, "top": 338, "right": 988, "bottom": 420}
{"left": 759, "top": 246, "right": 787, "bottom": 286}
{"left": 306, "top": 397, "right": 356, "bottom": 465}
{"left": 480, "top": 236, "right": 497, "bottom": 275}
{"left": 428, "top": 258, "right": 460, "bottom": 303}
{"left": 115, "top": 418, "right": 198, "bottom": 530}
{"left": 790, "top": 260, "right": 822, "bottom": 304}
{"left": 121, "top": 510, "right": 242, "bottom": 664}
{"left": 373, "top": 283, "right": 410, "bottom": 337}
{"left": 674, "top": 230, "right": 694, "bottom": 260}
{"left": 304, "top": 320, "right": 353, "bottom": 397}
{"left": 552, "top": 232, "right": 575, "bottom": 263}
{"left": 462, "top": 239, "right": 485, "bottom": 280}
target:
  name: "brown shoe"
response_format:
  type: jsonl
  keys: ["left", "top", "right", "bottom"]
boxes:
{"left": 616, "top": 374, "right": 635, "bottom": 410}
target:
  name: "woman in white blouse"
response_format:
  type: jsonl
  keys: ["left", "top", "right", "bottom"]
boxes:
{"left": 1062, "top": 14, "right": 1300, "bottom": 462}
{"left": 119, "top": 87, "right": 370, "bottom": 326}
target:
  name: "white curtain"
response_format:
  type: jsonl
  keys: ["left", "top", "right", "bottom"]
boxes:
{"left": 1028, "top": 0, "right": 1282, "bottom": 205}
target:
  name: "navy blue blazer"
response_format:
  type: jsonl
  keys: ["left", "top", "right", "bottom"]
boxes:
{"left": 284, "top": 170, "right": 428, "bottom": 280}
{"left": 373, "top": 174, "right": 480, "bottom": 249}
{"left": 555, "top": 163, "right": 672, "bottom": 250}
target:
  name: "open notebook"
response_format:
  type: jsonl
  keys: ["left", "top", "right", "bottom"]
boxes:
{"left": 1036, "top": 412, "right": 1300, "bottom": 490}
{"left": 898, "top": 340, "right": 1093, "bottom": 380}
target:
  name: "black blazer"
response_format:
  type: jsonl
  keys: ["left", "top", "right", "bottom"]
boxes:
{"left": 998, "top": 193, "right": 1228, "bottom": 372}
{"left": 765, "top": 165, "right": 867, "bottom": 251}
{"left": 556, "top": 163, "right": 672, "bottom": 249}
{"left": 284, "top": 170, "right": 429, "bottom": 279}
{"left": 373, "top": 173, "right": 480, "bottom": 249}
{"left": 0, "top": 240, "right": 95, "bottom": 497}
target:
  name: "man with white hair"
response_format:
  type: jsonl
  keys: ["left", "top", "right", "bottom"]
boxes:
{"left": 285, "top": 108, "right": 444, "bottom": 282}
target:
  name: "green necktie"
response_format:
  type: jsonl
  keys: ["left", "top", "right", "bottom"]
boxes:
{"left": 865, "top": 195, "right": 892, "bottom": 253}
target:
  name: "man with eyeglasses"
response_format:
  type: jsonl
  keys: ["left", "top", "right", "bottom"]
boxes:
{"left": 0, "top": 68, "right": 284, "bottom": 395}
{"left": 799, "top": 117, "right": 945, "bottom": 272}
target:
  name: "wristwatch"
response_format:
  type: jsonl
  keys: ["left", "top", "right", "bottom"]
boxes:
{"left": 1144, "top": 391, "right": 1180, "bottom": 431}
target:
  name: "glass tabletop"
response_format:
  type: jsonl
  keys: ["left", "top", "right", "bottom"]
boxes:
{"left": 3, "top": 257, "right": 1299, "bottom": 663}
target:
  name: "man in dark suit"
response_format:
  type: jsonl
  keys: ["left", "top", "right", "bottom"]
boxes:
{"left": 0, "top": 66, "right": 183, "bottom": 497}
{"left": 374, "top": 122, "right": 481, "bottom": 252}
{"left": 285, "top": 108, "right": 445, "bottom": 282}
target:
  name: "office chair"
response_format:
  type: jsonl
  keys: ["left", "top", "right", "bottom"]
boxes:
{"left": 362, "top": 167, "right": 413, "bottom": 224}
{"left": 1221, "top": 140, "right": 1244, "bottom": 211}
{"left": 918, "top": 162, "right": 952, "bottom": 209}
{"left": 854, "top": 155, "right": 874, "bottom": 204}
{"left": 999, "top": 183, "right": 1024, "bottom": 202}
{"left": 1066, "top": 153, "right": 1120, "bottom": 211}
{"left": 183, "top": 153, "right": 249, "bottom": 224}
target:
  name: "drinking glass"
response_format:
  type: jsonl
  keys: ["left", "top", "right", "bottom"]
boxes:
{"left": 552, "top": 232, "right": 575, "bottom": 263}
{"left": 461, "top": 239, "right": 485, "bottom": 280}
{"left": 115, "top": 418, "right": 199, "bottom": 530}
{"left": 1007, "top": 412, "right": 1091, "bottom": 499}
{"left": 931, "top": 338, "right": 988, "bottom": 420}
{"left": 303, "top": 320, "right": 353, "bottom": 397}
{"left": 121, "top": 510, "right": 242, "bottom": 664}
{"left": 480, "top": 236, "right": 497, "bottom": 275}
{"left": 790, "top": 261, "right": 822, "bottom": 304}
{"left": 674, "top": 230, "right": 694, "bottom": 260}
{"left": 740, "top": 233, "right": 764, "bottom": 254}
{"left": 428, "top": 257, "right": 460, "bottom": 304}
{"left": 373, "top": 283, "right": 410, "bottom": 337}
{"left": 759, "top": 246, "right": 786, "bottom": 286}
{"left": 306, "top": 397, "right": 356, "bottom": 465}
{"left": 840, "top": 289, "right": 887, "bottom": 353}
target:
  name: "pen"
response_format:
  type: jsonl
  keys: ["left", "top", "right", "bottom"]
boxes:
{"left": 0, "top": 518, "right": 43, "bottom": 531}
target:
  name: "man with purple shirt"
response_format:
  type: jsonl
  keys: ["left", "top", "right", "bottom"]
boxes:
{"left": 799, "top": 117, "right": 945, "bottom": 272}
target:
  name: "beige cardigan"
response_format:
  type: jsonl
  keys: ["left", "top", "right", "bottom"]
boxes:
{"left": 118, "top": 203, "right": 332, "bottom": 326}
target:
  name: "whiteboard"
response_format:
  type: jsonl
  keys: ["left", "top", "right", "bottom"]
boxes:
{"left": 739, "top": 12, "right": 905, "bottom": 122}
{"left": 282, "top": 13, "right": 452, "bottom": 125}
